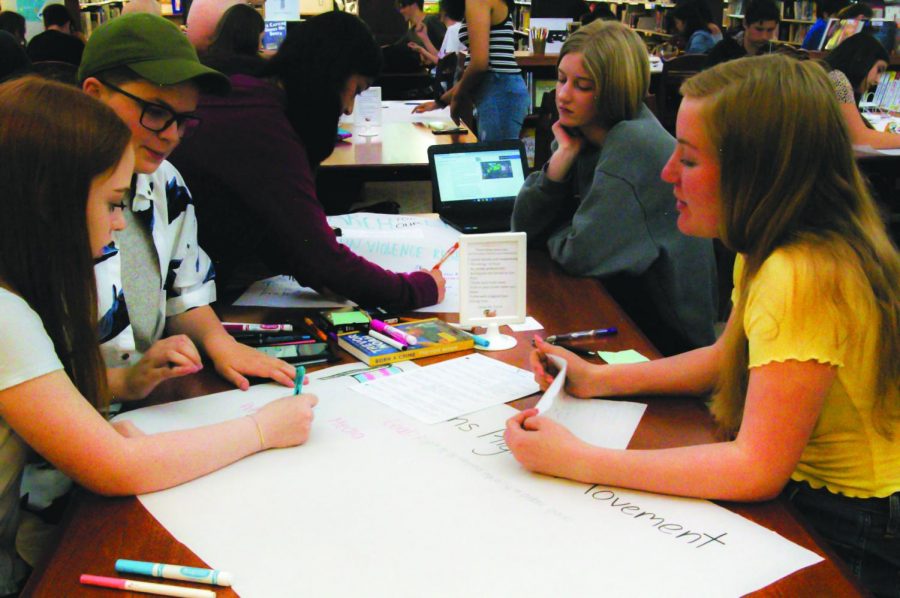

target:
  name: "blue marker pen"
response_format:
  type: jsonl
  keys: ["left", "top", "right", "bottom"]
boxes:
{"left": 115, "top": 559, "right": 233, "bottom": 586}
{"left": 470, "top": 334, "right": 490, "bottom": 348}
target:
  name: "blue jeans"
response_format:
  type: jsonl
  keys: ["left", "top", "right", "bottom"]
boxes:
{"left": 784, "top": 480, "right": 900, "bottom": 597}
{"left": 472, "top": 71, "right": 530, "bottom": 142}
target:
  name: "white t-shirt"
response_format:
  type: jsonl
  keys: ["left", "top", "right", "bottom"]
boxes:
{"left": 440, "top": 22, "right": 465, "bottom": 57}
{"left": 0, "top": 288, "right": 62, "bottom": 592}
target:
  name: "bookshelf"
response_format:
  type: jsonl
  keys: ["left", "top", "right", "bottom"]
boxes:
{"left": 722, "top": 0, "right": 816, "bottom": 45}
{"left": 511, "top": 0, "right": 682, "bottom": 49}
{"left": 79, "top": 0, "right": 124, "bottom": 36}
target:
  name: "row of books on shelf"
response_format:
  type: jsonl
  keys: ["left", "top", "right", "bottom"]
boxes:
{"left": 865, "top": 69, "right": 900, "bottom": 113}
{"left": 781, "top": 0, "right": 815, "bottom": 21}
{"left": 80, "top": 3, "right": 121, "bottom": 36}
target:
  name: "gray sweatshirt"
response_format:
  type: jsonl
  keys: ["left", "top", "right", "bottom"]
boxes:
{"left": 512, "top": 105, "right": 717, "bottom": 354}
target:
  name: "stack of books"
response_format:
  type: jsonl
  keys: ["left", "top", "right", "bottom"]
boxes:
{"left": 338, "top": 318, "right": 473, "bottom": 366}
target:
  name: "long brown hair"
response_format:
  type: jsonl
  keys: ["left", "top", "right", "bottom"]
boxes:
{"left": 681, "top": 55, "right": 900, "bottom": 438}
{"left": 0, "top": 76, "right": 131, "bottom": 411}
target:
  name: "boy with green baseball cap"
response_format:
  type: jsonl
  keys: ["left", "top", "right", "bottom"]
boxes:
{"left": 78, "top": 13, "right": 298, "bottom": 398}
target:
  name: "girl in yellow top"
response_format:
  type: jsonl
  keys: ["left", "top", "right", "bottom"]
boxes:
{"left": 505, "top": 55, "right": 900, "bottom": 597}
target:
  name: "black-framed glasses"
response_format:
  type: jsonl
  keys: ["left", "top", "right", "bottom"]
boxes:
{"left": 98, "top": 79, "right": 202, "bottom": 138}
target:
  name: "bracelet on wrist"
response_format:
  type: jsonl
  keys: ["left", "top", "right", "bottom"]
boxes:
{"left": 249, "top": 414, "right": 266, "bottom": 451}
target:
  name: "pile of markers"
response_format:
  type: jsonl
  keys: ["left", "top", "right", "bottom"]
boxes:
{"left": 81, "top": 559, "right": 231, "bottom": 597}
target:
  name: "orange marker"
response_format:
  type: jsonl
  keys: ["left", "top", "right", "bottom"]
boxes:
{"left": 432, "top": 241, "right": 459, "bottom": 270}
{"left": 303, "top": 317, "right": 328, "bottom": 342}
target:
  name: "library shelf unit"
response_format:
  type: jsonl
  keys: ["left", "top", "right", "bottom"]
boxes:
{"left": 722, "top": 0, "right": 816, "bottom": 45}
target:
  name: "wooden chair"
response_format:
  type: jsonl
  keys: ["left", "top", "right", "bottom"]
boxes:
{"left": 656, "top": 53, "right": 707, "bottom": 133}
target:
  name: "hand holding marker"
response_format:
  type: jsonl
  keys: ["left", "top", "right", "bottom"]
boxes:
{"left": 432, "top": 241, "right": 459, "bottom": 271}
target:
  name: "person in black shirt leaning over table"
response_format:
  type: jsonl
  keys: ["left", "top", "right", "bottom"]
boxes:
{"left": 512, "top": 20, "right": 718, "bottom": 356}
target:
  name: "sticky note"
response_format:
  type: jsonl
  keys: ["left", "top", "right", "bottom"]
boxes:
{"left": 328, "top": 311, "right": 370, "bottom": 326}
{"left": 596, "top": 350, "right": 650, "bottom": 364}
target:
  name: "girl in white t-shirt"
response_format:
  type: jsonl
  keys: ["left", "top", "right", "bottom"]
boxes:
{"left": 0, "top": 76, "right": 317, "bottom": 594}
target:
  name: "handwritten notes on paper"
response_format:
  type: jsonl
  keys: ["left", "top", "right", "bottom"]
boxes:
{"left": 535, "top": 354, "right": 646, "bottom": 449}
{"left": 351, "top": 353, "right": 539, "bottom": 424}
{"left": 117, "top": 366, "right": 823, "bottom": 598}
{"left": 327, "top": 213, "right": 462, "bottom": 312}
{"left": 232, "top": 214, "right": 461, "bottom": 311}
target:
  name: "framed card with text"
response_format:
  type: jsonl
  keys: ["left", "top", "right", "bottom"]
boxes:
{"left": 458, "top": 232, "right": 527, "bottom": 350}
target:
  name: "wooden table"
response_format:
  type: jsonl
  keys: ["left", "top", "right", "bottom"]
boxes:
{"left": 321, "top": 102, "right": 478, "bottom": 181}
{"left": 23, "top": 252, "right": 862, "bottom": 597}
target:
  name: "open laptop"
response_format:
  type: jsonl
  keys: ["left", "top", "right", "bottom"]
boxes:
{"left": 428, "top": 140, "right": 528, "bottom": 234}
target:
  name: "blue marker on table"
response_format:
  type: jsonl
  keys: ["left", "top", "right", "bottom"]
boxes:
{"left": 294, "top": 365, "right": 305, "bottom": 395}
{"left": 115, "top": 559, "right": 233, "bottom": 586}
{"left": 470, "top": 334, "right": 490, "bottom": 348}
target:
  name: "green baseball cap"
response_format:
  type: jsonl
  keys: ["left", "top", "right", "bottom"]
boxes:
{"left": 78, "top": 13, "right": 230, "bottom": 95}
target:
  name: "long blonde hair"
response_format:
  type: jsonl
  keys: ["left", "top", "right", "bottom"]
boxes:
{"left": 682, "top": 55, "right": 900, "bottom": 438}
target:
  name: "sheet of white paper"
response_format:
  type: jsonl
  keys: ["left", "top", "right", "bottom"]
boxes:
{"left": 534, "top": 354, "right": 646, "bottom": 449}
{"left": 327, "top": 213, "right": 462, "bottom": 313}
{"left": 597, "top": 349, "right": 651, "bottom": 364}
{"left": 116, "top": 368, "right": 824, "bottom": 598}
{"left": 232, "top": 275, "right": 354, "bottom": 308}
{"left": 508, "top": 316, "right": 544, "bottom": 332}
{"left": 341, "top": 100, "right": 455, "bottom": 125}
{"left": 264, "top": 0, "right": 299, "bottom": 21}
{"left": 351, "top": 353, "right": 539, "bottom": 424}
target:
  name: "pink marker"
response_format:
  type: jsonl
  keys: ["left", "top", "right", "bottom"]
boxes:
{"left": 79, "top": 574, "right": 215, "bottom": 598}
{"left": 370, "top": 319, "right": 417, "bottom": 345}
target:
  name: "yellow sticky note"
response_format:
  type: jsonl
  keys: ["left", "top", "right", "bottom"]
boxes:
{"left": 596, "top": 350, "right": 650, "bottom": 364}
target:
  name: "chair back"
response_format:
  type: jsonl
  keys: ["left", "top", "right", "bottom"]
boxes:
{"left": 657, "top": 53, "right": 707, "bottom": 133}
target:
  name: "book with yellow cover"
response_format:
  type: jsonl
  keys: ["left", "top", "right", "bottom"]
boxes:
{"left": 337, "top": 318, "right": 473, "bottom": 366}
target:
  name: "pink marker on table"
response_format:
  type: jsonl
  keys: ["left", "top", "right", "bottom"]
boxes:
{"left": 370, "top": 319, "right": 417, "bottom": 345}
{"left": 79, "top": 574, "right": 215, "bottom": 598}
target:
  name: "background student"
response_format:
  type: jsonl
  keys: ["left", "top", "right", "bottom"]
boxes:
{"left": 0, "top": 76, "right": 317, "bottom": 595}
{"left": 511, "top": 20, "right": 717, "bottom": 356}
{"left": 671, "top": 0, "right": 719, "bottom": 54}
{"left": 78, "top": 14, "right": 298, "bottom": 394}
{"left": 506, "top": 55, "right": 900, "bottom": 598}
{"left": 25, "top": 3, "right": 84, "bottom": 66}
{"left": 202, "top": 2, "right": 266, "bottom": 75}
{"left": 414, "top": 0, "right": 529, "bottom": 141}
{"left": 705, "top": 0, "right": 780, "bottom": 68}
{"left": 0, "top": 10, "right": 25, "bottom": 48}
{"left": 825, "top": 32, "right": 900, "bottom": 149}
{"left": 171, "top": 12, "right": 444, "bottom": 310}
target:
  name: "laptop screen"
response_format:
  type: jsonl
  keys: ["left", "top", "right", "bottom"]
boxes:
{"left": 431, "top": 144, "right": 527, "bottom": 206}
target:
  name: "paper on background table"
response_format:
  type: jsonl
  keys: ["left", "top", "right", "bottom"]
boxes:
{"left": 507, "top": 316, "right": 544, "bottom": 332}
{"left": 115, "top": 362, "right": 823, "bottom": 598}
{"left": 351, "top": 353, "right": 539, "bottom": 424}
{"left": 233, "top": 275, "right": 354, "bottom": 308}
{"left": 596, "top": 349, "right": 651, "bottom": 364}
{"left": 535, "top": 354, "right": 646, "bottom": 449}
{"left": 341, "top": 100, "right": 456, "bottom": 125}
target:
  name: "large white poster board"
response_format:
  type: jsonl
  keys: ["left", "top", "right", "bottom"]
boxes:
{"left": 116, "top": 364, "right": 823, "bottom": 598}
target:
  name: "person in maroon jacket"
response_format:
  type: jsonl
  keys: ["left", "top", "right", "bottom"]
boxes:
{"left": 171, "top": 12, "right": 445, "bottom": 310}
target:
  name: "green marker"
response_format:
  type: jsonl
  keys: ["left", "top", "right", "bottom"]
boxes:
{"left": 294, "top": 365, "right": 305, "bottom": 395}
